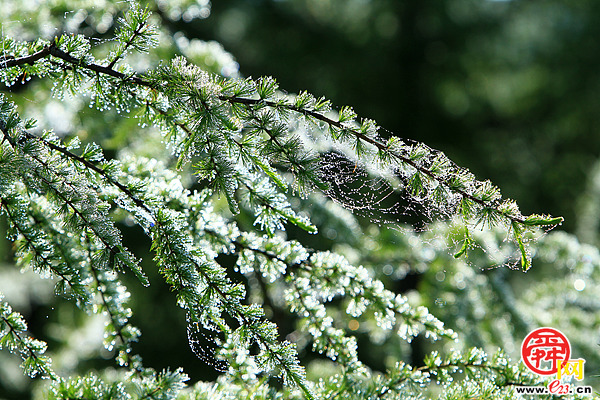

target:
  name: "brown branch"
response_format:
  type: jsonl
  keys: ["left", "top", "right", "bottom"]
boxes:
{"left": 47, "top": 44, "right": 153, "bottom": 87}
{"left": 0, "top": 45, "right": 53, "bottom": 69}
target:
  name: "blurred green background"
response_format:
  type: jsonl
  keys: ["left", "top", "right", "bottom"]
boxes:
{"left": 2, "top": 0, "right": 600, "bottom": 398}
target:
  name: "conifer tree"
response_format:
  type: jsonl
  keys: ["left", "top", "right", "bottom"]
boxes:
{"left": 0, "top": 1, "right": 596, "bottom": 399}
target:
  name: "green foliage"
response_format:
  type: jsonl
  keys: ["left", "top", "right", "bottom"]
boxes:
{"left": 0, "top": 294, "right": 56, "bottom": 380}
{"left": 0, "top": 1, "right": 591, "bottom": 399}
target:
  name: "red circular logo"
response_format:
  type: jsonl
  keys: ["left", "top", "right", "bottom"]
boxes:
{"left": 521, "top": 327, "right": 571, "bottom": 375}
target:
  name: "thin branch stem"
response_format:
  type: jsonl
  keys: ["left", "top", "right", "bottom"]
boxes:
{"left": 106, "top": 21, "right": 147, "bottom": 69}
{"left": 47, "top": 42, "right": 152, "bottom": 88}
{"left": 87, "top": 244, "right": 143, "bottom": 373}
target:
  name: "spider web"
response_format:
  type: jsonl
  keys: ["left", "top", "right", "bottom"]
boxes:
{"left": 319, "top": 151, "right": 438, "bottom": 231}
{"left": 186, "top": 318, "right": 229, "bottom": 372}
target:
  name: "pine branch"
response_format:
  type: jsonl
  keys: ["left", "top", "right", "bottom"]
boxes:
{"left": 2, "top": 39, "right": 562, "bottom": 233}
{"left": 376, "top": 355, "right": 535, "bottom": 399}
{"left": 86, "top": 245, "right": 142, "bottom": 372}
{"left": 0, "top": 161, "right": 143, "bottom": 374}
{"left": 0, "top": 18, "right": 571, "bottom": 399}
{"left": 0, "top": 40, "right": 143, "bottom": 84}
{"left": 0, "top": 128, "right": 122, "bottom": 256}
{"left": 1, "top": 41, "right": 561, "bottom": 270}
{"left": 19, "top": 130, "right": 151, "bottom": 213}
{"left": 45, "top": 41, "right": 152, "bottom": 88}
{"left": 224, "top": 230, "right": 454, "bottom": 341}
{"left": 199, "top": 224, "right": 453, "bottom": 374}
{"left": 107, "top": 21, "right": 147, "bottom": 69}
{"left": 0, "top": 45, "right": 52, "bottom": 69}
{"left": 0, "top": 297, "right": 57, "bottom": 379}
{"left": 222, "top": 95, "right": 528, "bottom": 224}
{"left": 0, "top": 314, "right": 55, "bottom": 378}
{"left": 8, "top": 125, "right": 313, "bottom": 397}
{"left": 1, "top": 197, "right": 77, "bottom": 289}
{"left": 153, "top": 218, "right": 315, "bottom": 398}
